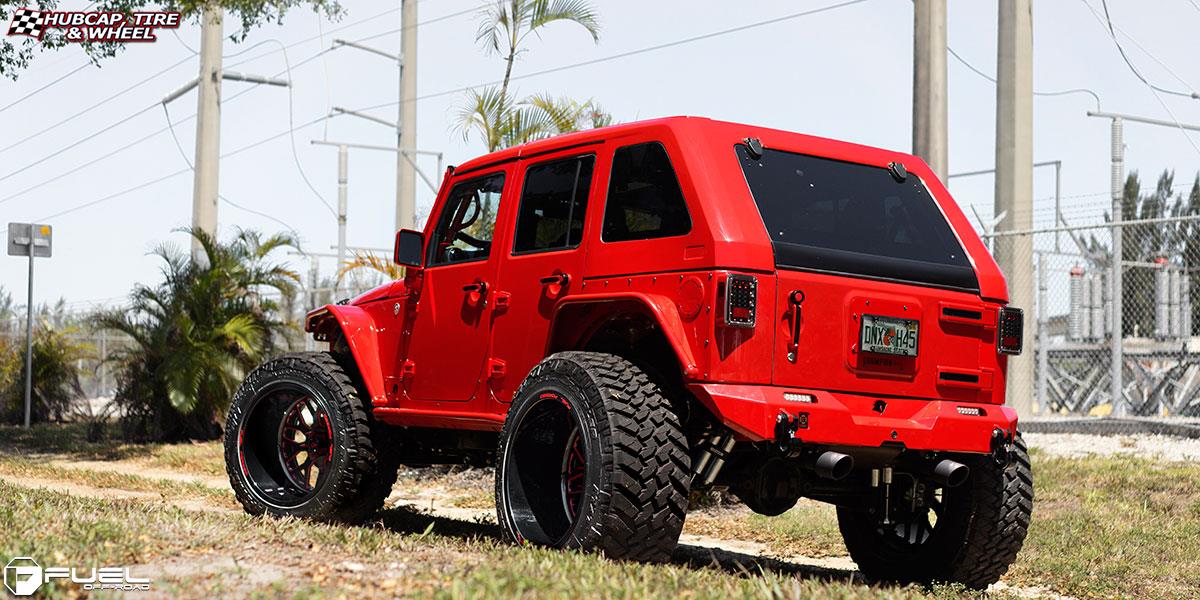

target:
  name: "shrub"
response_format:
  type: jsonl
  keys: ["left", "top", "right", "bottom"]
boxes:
{"left": 94, "top": 228, "right": 299, "bottom": 441}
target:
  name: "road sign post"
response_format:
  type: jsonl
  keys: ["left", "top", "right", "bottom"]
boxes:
{"left": 7, "top": 223, "right": 52, "bottom": 429}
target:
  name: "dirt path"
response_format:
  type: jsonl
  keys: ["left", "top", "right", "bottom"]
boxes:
{"left": 48, "top": 458, "right": 230, "bottom": 489}
{"left": 0, "top": 453, "right": 1074, "bottom": 599}
{"left": 1024, "top": 432, "right": 1200, "bottom": 462}
{"left": 0, "top": 474, "right": 236, "bottom": 514}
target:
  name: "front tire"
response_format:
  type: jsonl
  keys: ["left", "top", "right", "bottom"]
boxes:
{"left": 495, "top": 352, "right": 691, "bottom": 562}
{"left": 224, "top": 352, "right": 399, "bottom": 523}
{"left": 836, "top": 434, "right": 1034, "bottom": 589}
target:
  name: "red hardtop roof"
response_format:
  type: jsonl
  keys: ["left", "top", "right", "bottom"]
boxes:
{"left": 452, "top": 116, "right": 924, "bottom": 174}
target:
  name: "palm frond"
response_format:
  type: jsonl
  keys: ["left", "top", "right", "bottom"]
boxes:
{"left": 337, "top": 251, "right": 405, "bottom": 283}
{"left": 528, "top": 0, "right": 600, "bottom": 43}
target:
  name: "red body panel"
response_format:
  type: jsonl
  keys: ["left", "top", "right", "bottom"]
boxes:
{"left": 305, "top": 116, "right": 1017, "bottom": 451}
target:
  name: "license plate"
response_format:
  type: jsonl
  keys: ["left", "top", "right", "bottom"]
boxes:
{"left": 860, "top": 314, "right": 919, "bottom": 357}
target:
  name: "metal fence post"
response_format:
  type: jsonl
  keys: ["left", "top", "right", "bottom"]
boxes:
{"left": 1110, "top": 117, "right": 1125, "bottom": 417}
{"left": 1037, "top": 251, "right": 1048, "bottom": 413}
{"left": 23, "top": 249, "right": 33, "bottom": 428}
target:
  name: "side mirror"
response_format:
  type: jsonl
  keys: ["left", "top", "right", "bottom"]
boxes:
{"left": 394, "top": 229, "right": 424, "bottom": 267}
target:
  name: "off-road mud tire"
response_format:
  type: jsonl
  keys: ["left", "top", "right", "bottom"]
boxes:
{"left": 496, "top": 351, "right": 691, "bottom": 562}
{"left": 837, "top": 433, "right": 1034, "bottom": 589}
{"left": 225, "top": 352, "right": 398, "bottom": 523}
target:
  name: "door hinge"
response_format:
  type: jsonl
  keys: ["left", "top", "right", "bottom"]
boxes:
{"left": 486, "top": 358, "right": 507, "bottom": 380}
{"left": 400, "top": 359, "right": 416, "bottom": 380}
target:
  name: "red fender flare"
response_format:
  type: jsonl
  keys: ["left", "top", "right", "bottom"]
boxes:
{"left": 304, "top": 305, "right": 388, "bottom": 407}
{"left": 550, "top": 291, "right": 701, "bottom": 379}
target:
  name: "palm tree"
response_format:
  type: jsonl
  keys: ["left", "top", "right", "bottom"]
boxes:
{"left": 454, "top": 86, "right": 522, "bottom": 153}
{"left": 94, "top": 228, "right": 300, "bottom": 441}
{"left": 523, "top": 93, "right": 612, "bottom": 132}
{"left": 456, "top": 87, "right": 613, "bottom": 152}
{"left": 476, "top": 0, "right": 601, "bottom": 106}
{"left": 457, "top": 0, "right": 608, "bottom": 152}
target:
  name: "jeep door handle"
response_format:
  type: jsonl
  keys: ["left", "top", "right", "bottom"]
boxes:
{"left": 462, "top": 281, "right": 488, "bottom": 294}
{"left": 539, "top": 273, "right": 569, "bottom": 286}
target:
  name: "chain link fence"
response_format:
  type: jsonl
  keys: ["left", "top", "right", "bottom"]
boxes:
{"left": 988, "top": 206, "right": 1200, "bottom": 418}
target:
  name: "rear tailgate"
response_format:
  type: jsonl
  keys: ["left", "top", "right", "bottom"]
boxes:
{"left": 774, "top": 270, "right": 1005, "bottom": 404}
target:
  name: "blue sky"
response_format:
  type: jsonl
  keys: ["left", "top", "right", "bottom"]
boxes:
{"left": 2, "top": 0, "right": 1199, "bottom": 311}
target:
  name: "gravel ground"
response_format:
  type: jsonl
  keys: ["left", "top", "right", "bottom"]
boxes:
{"left": 1025, "top": 432, "right": 1200, "bottom": 462}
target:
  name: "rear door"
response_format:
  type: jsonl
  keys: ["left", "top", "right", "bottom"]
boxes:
{"left": 491, "top": 151, "right": 599, "bottom": 403}
{"left": 735, "top": 145, "right": 1003, "bottom": 403}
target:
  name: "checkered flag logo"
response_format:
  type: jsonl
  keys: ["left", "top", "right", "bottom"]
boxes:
{"left": 7, "top": 7, "right": 47, "bottom": 38}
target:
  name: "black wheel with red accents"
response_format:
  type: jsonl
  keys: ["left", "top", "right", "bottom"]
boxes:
{"left": 224, "top": 352, "right": 400, "bottom": 523}
{"left": 495, "top": 352, "right": 691, "bottom": 562}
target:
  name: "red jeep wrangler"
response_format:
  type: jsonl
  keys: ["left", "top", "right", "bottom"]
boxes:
{"left": 225, "top": 117, "right": 1032, "bottom": 588}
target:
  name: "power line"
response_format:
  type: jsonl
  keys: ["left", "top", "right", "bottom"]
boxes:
{"left": 1097, "top": 0, "right": 1198, "bottom": 99}
{"left": 0, "top": 54, "right": 195, "bottom": 155}
{"left": 1083, "top": 0, "right": 1200, "bottom": 158}
{"left": 946, "top": 46, "right": 1101, "bottom": 111}
{"left": 0, "top": 103, "right": 160, "bottom": 184}
{"left": 0, "top": 3, "right": 459, "bottom": 205}
{"left": 34, "top": 114, "right": 332, "bottom": 222}
{"left": 0, "top": 125, "right": 168, "bottom": 207}
{"left": 0, "top": 6, "right": 402, "bottom": 183}
{"left": 0, "top": 46, "right": 332, "bottom": 201}
{"left": 345, "top": 4, "right": 483, "bottom": 45}
{"left": 354, "top": 0, "right": 875, "bottom": 114}
{"left": 162, "top": 102, "right": 302, "bottom": 236}
{"left": 8, "top": 0, "right": 871, "bottom": 217}
{"left": 222, "top": 5, "right": 402, "bottom": 70}
{"left": 270, "top": 38, "right": 337, "bottom": 217}
{"left": 0, "top": 62, "right": 91, "bottom": 114}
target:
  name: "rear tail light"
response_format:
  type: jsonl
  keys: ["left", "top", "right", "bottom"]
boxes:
{"left": 722, "top": 274, "right": 757, "bottom": 328}
{"left": 997, "top": 306, "right": 1024, "bottom": 355}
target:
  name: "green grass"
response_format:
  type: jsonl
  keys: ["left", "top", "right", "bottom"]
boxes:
{"left": 0, "top": 422, "right": 225, "bottom": 476}
{"left": 0, "top": 482, "right": 964, "bottom": 600}
{"left": 686, "top": 500, "right": 846, "bottom": 558}
{"left": 1003, "top": 450, "right": 1200, "bottom": 598}
{"left": 0, "top": 454, "right": 236, "bottom": 507}
{"left": 4, "top": 423, "right": 1200, "bottom": 598}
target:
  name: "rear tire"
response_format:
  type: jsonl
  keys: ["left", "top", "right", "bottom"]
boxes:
{"left": 495, "top": 351, "right": 691, "bottom": 562}
{"left": 836, "top": 434, "right": 1033, "bottom": 589}
{"left": 224, "top": 352, "right": 399, "bottom": 523}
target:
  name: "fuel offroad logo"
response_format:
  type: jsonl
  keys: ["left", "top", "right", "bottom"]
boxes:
{"left": 6, "top": 7, "right": 180, "bottom": 43}
{"left": 3, "top": 557, "right": 151, "bottom": 596}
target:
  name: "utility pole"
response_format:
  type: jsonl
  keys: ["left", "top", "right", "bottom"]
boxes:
{"left": 311, "top": 137, "right": 443, "bottom": 294}
{"left": 912, "top": 0, "right": 948, "bottom": 180}
{"left": 337, "top": 145, "right": 349, "bottom": 293}
{"left": 397, "top": 0, "right": 418, "bottom": 231}
{"left": 191, "top": 5, "right": 223, "bottom": 262}
{"left": 165, "top": 6, "right": 288, "bottom": 262}
{"left": 1108, "top": 117, "right": 1124, "bottom": 417}
{"left": 994, "top": 0, "right": 1035, "bottom": 417}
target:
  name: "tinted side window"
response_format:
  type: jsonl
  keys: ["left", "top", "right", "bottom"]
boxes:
{"left": 427, "top": 173, "right": 505, "bottom": 266}
{"left": 513, "top": 155, "right": 595, "bottom": 254}
{"left": 602, "top": 142, "right": 691, "bottom": 242}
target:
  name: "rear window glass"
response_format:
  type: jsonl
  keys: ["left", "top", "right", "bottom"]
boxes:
{"left": 602, "top": 142, "right": 691, "bottom": 242}
{"left": 736, "top": 145, "right": 977, "bottom": 291}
